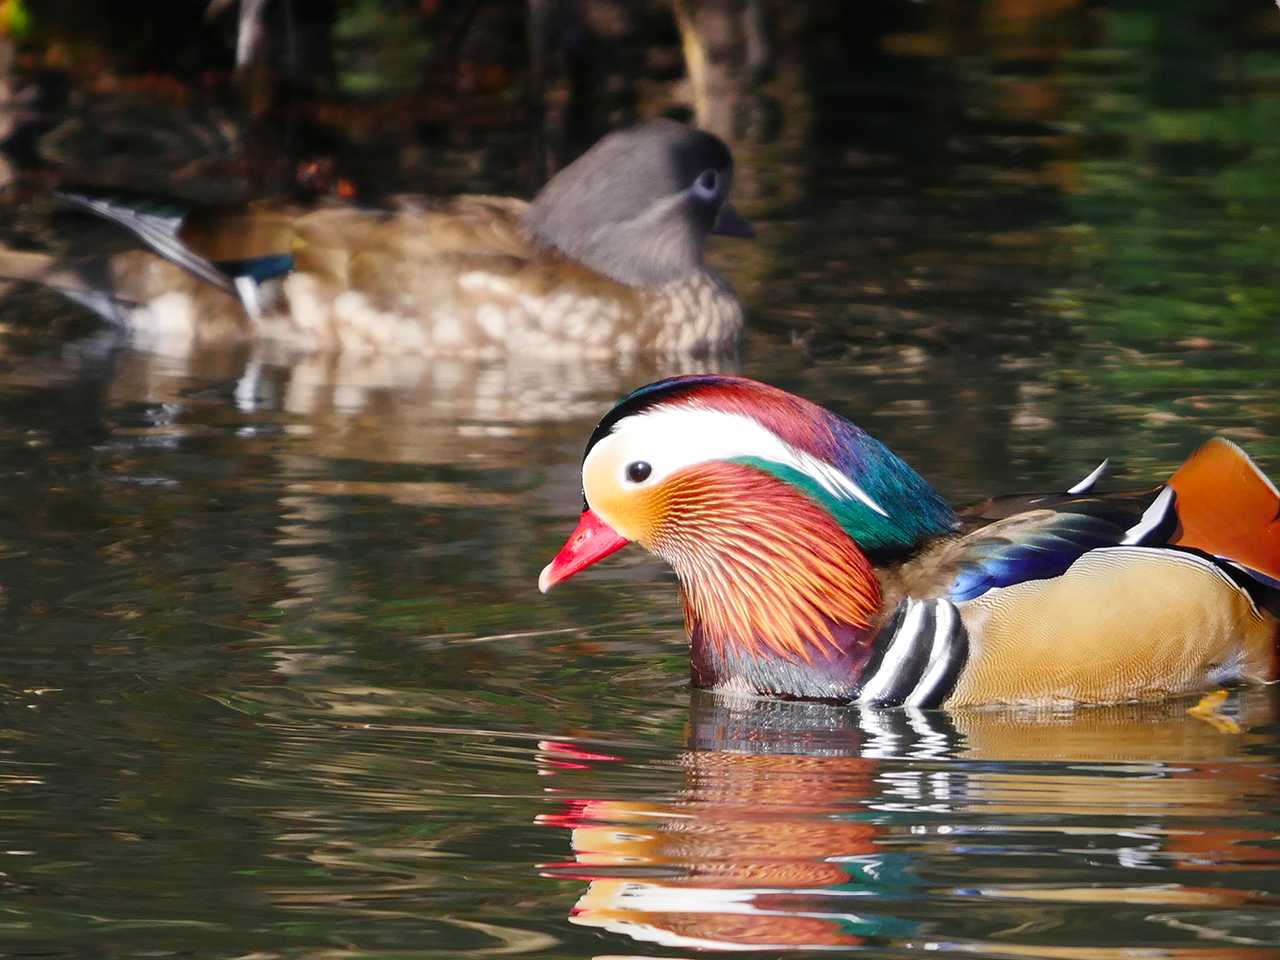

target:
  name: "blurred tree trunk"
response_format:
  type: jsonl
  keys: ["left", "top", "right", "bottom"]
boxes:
{"left": 672, "top": 0, "right": 772, "bottom": 142}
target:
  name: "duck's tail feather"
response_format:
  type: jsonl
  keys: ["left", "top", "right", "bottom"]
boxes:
{"left": 1168, "top": 437, "right": 1280, "bottom": 584}
{"left": 57, "top": 191, "right": 238, "bottom": 297}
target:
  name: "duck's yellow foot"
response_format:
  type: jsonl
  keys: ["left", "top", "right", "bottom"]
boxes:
{"left": 1186, "top": 689, "right": 1242, "bottom": 734}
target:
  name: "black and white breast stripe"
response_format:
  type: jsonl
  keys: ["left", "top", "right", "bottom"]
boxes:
{"left": 857, "top": 598, "right": 969, "bottom": 709}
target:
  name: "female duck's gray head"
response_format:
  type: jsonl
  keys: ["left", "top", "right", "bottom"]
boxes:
{"left": 524, "top": 119, "right": 752, "bottom": 288}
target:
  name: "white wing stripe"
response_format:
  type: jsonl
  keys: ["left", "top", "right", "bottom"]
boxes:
{"left": 801, "top": 454, "right": 889, "bottom": 517}
{"left": 1121, "top": 486, "right": 1175, "bottom": 544}
{"left": 1067, "top": 459, "right": 1110, "bottom": 495}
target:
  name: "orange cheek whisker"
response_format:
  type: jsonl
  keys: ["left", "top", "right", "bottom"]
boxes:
{"left": 655, "top": 463, "right": 881, "bottom": 665}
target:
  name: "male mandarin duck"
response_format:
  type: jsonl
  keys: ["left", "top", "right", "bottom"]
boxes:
{"left": 0, "top": 120, "right": 751, "bottom": 357}
{"left": 540, "top": 375, "right": 1280, "bottom": 707}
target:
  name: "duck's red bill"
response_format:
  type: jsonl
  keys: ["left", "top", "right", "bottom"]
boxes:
{"left": 539, "top": 509, "right": 630, "bottom": 593}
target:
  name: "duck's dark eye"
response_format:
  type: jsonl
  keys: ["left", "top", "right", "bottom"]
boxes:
{"left": 692, "top": 169, "right": 719, "bottom": 199}
{"left": 625, "top": 461, "right": 652, "bottom": 483}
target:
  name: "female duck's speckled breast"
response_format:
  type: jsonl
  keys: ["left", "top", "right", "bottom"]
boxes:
{"left": 643, "top": 270, "right": 742, "bottom": 356}
{"left": 261, "top": 252, "right": 743, "bottom": 359}
{"left": 513, "top": 268, "right": 742, "bottom": 358}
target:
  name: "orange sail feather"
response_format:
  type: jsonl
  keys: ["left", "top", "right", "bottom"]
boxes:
{"left": 1168, "top": 437, "right": 1280, "bottom": 581}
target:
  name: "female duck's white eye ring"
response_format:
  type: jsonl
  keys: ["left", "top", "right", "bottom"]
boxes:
{"left": 692, "top": 169, "right": 719, "bottom": 200}
{"left": 625, "top": 461, "right": 652, "bottom": 484}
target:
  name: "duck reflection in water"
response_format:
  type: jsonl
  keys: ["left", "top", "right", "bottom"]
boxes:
{"left": 537, "top": 688, "right": 1280, "bottom": 956}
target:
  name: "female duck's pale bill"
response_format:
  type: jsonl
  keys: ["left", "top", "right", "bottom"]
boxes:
{"left": 541, "top": 375, "right": 1280, "bottom": 708}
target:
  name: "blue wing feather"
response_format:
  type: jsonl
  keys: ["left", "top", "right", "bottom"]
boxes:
{"left": 947, "top": 508, "right": 1131, "bottom": 602}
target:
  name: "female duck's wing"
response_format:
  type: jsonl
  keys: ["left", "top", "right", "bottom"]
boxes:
{"left": 287, "top": 197, "right": 653, "bottom": 355}
{"left": 285, "top": 198, "right": 542, "bottom": 352}
{"left": 291, "top": 196, "right": 532, "bottom": 270}
{"left": 2, "top": 194, "right": 556, "bottom": 353}
{"left": 55, "top": 193, "right": 535, "bottom": 322}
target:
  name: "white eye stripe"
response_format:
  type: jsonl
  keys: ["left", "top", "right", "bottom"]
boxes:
{"left": 586, "top": 406, "right": 888, "bottom": 517}
{"left": 798, "top": 452, "right": 888, "bottom": 517}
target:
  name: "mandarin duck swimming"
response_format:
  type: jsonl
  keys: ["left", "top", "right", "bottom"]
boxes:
{"left": 540, "top": 375, "right": 1280, "bottom": 707}
{"left": 0, "top": 120, "right": 751, "bottom": 358}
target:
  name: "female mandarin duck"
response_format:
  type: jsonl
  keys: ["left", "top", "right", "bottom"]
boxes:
{"left": 540, "top": 375, "right": 1280, "bottom": 707}
{"left": 1, "top": 120, "right": 751, "bottom": 357}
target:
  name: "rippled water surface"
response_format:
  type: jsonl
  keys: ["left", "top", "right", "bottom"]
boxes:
{"left": 2, "top": 4, "right": 1280, "bottom": 958}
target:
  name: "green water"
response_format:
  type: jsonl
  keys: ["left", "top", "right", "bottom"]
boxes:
{"left": 0, "top": 2, "right": 1279, "bottom": 957}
